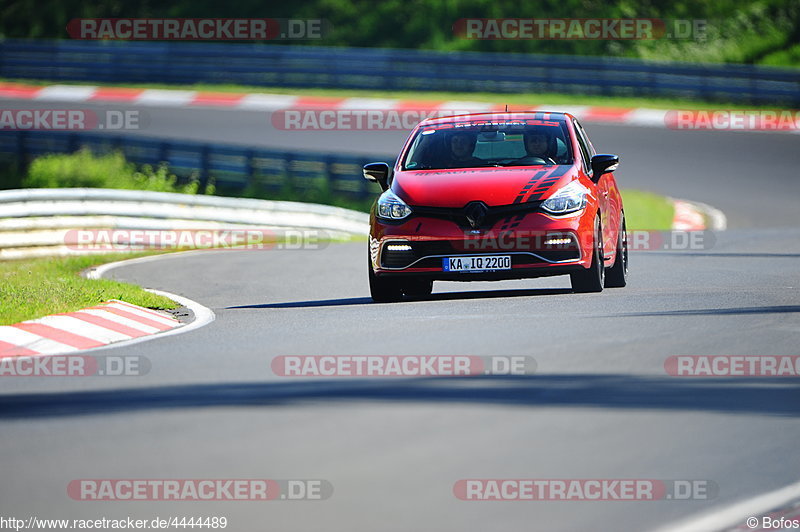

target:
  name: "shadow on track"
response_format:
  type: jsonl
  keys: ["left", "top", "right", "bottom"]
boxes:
{"left": 226, "top": 288, "right": 574, "bottom": 309}
{"left": 614, "top": 305, "right": 800, "bottom": 318}
{"left": 2, "top": 374, "right": 798, "bottom": 419}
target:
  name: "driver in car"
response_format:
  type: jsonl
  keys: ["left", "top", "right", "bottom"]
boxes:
{"left": 517, "top": 129, "right": 557, "bottom": 165}
{"left": 446, "top": 131, "right": 483, "bottom": 168}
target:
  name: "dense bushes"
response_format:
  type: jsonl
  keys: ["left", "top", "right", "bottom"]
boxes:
{"left": 1, "top": 0, "right": 797, "bottom": 65}
{"left": 21, "top": 150, "right": 204, "bottom": 194}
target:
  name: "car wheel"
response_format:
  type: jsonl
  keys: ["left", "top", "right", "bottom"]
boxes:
{"left": 570, "top": 216, "right": 605, "bottom": 293}
{"left": 368, "top": 254, "right": 404, "bottom": 302}
{"left": 403, "top": 279, "right": 433, "bottom": 298}
{"left": 604, "top": 213, "right": 628, "bottom": 288}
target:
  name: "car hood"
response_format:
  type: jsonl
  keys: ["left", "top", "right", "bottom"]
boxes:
{"left": 392, "top": 165, "right": 576, "bottom": 207}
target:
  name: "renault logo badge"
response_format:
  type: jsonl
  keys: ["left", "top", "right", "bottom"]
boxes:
{"left": 464, "top": 201, "right": 489, "bottom": 229}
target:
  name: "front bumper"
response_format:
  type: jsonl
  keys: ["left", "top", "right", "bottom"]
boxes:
{"left": 370, "top": 210, "right": 595, "bottom": 280}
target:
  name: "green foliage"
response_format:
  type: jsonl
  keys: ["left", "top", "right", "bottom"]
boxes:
{"left": 22, "top": 149, "right": 200, "bottom": 193}
{"left": 1, "top": 0, "right": 797, "bottom": 65}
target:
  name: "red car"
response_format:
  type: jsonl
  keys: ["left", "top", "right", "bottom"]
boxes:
{"left": 364, "top": 112, "right": 628, "bottom": 302}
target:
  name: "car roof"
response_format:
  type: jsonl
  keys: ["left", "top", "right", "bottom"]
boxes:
{"left": 419, "top": 111, "right": 574, "bottom": 126}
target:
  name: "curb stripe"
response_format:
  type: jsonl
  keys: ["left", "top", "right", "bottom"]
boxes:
{"left": 293, "top": 96, "right": 348, "bottom": 108}
{"left": 0, "top": 84, "right": 41, "bottom": 99}
{"left": 582, "top": 107, "right": 634, "bottom": 122}
{"left": 1, "top": 82, "right": 794, "bottom": 133}
{"left": 94, "top": 307, "right": 174, "bottom": 331}
{"left": 0, "top": 303, "right": 181, "bottom": 357}
{"left": 104, "top": 302, "right": 178, "bottom": 326}
{"left": 110, "top": 300, "right": 175, "bottom": 321}
{"left": 396, "top": 100, "right": 443, "bottom": 112}
{"left": 238, "top": 93, "right": 298, "bottom": 110}
{"left": 0, "top": 341, "right": 38, "bottom": 358}
{"left": 191, "top": 92, "right": 247, "bottom": 106}
{"left": 69, "top": 312, "right": 151, "bottom": 338}
{"left": 341, "top": 97, "right": 399, "bottom": 110}
{"left": 33, "top": 85, "right": 97, "bottom": 101}
{"left": 39, "top": 315, "right": 133, "bottom": 343}
{"left": 0, "top": 326, "right": 78, "bottom": 355}
{"left": 11, "top": 323, "right": 105, "bottom": 350}
{"left": 672, "top": 200, "right": 706, "bottom": 231}
{"left": 135, "top": 89, "right": 197, "bottom": 106}
{"left": 79, "top": 309, "right": 160, "bottom": 333}
{"left": 89, "top": 87, "right": 146, "bottom": 101}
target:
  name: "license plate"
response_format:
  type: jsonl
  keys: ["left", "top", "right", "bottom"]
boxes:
{"left": 442, "top": 255, "right": 512, "bottom": 272}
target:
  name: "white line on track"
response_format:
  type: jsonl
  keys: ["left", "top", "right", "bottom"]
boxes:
{"left": 81, "top": 252, "right": 216, "bottom": 352}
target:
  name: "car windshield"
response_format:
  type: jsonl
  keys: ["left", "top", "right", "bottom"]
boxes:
{"left": 403, "top": 119, "right": 573, "bottom": 170}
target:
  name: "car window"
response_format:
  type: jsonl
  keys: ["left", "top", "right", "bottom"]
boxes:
{"left": 403, "top": 119, "right": 573, "bottom": 171}
{"left": 572, "top": 119, "right": 593, "bottom": 175}
{"left": 574, "top": 120, "right": 596, "bottom": 156}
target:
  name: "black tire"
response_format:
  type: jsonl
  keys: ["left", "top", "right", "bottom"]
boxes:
{"left": 570, "top": 216, "right": 605, "bottom": 293}
{"left": 368, "top": 255, "right": 404, "bottom": 302}
{"left": 604, "top": 213, "right": 628, "bottom": 288}
{"left": 403, "top": 279, "right": 433, "bottom": 298}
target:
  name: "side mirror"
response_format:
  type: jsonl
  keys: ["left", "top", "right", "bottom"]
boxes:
{"left": 363, "top": 162, "right": 391, "bottom": 191}
{"left": 590, "top": 154, "right": 619, "bottom": 182}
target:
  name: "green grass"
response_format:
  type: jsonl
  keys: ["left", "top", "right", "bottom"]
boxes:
{"left": 0, "top": 227, "right": 365, "bottom": 326}
{"left": 0, "top": 252, "right": 178, "bottom": 326}
{"left": 621, "top": 189, "right": 675, "bottom": 231}
{"left": 2, "top": 77, "right": 794, "bottom": 112}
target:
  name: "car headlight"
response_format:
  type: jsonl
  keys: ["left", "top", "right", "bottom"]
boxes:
{"left": 377, "top": 190, "right": 413, "bottom": 220}
{"left": 541, "top": 181, "right": 589, "bottom": 215}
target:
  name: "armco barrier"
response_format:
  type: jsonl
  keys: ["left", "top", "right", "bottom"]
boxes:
{"left": 0, "top": 130, "right": 390, "bottom": 200}
{"left": 0, "top": 40, "right": 798, "bottom": 106}
{"left": 0, "top": 188, "right": 370, "bottom": 259}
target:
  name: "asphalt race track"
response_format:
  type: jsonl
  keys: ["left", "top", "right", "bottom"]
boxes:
{"left": 2, "top": 99, "right": 799, "bottom": 227}
{"left": 1, "top": 98, "right": 799, "bottom": 531}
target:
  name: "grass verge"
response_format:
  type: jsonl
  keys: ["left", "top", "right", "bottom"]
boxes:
{"left": 0, "top": 227, "right": 365, "bottom": 326}
{"left": 0, "top": 252, "right": 177, "bottom": 326}
{"left": 622, "top": 189, "right": 675, "bottom": 231}
{"left": 1, "top": 78, "right": 791, "bottom": 112}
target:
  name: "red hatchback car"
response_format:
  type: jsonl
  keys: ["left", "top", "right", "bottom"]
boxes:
{"left": 364, "top": 112, "right": 628, "bottom": 302}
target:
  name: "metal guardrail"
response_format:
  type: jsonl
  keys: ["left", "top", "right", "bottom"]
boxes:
{"left": 1, "top": 40, "right": 798, "bottom": 105}
{"left": 0, "top": 188, "right": 370, "bottom": 259}
{"left": 0, "top": 130, "right": 389, "bottom": 200}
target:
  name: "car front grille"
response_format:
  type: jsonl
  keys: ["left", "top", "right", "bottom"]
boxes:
{"left": 379, "top": 238, "right": 580, "bottom": 269}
